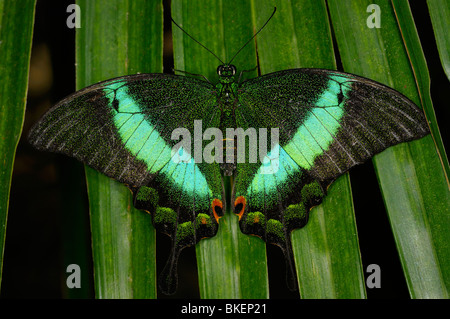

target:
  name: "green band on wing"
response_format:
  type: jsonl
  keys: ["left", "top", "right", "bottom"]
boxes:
{"left": 159, "top": 147, "right": 212, "bottom": 199}
{"left": 104, "top": 82, "right": 211, "bottom": 199}
{"left": 104, "top": 81, "right": 172, "bottom": 173}
{"left": 244, "top": 75, "right": 351, "bottom": 206}
{"left": 247, "top": 145, "right": 301, "bottom": 207}
{"left": 285, "top": 75, "right": 351, "bottom": 169}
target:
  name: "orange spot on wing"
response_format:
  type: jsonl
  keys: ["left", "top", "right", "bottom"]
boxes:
{"left": 234, "top": 196, "right": 246, "bottom": 220}
{"left": 212, "top": 198, "right": 223, "bottom": 223}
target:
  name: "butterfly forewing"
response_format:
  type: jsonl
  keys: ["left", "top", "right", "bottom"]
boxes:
{"left": 235, "top": 69, "right": 429, "bottom": 197}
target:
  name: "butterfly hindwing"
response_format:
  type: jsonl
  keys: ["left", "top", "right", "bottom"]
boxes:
{"left": 28, "top": 73, "right": 225, "bottom": 294}
{"left": 233, "top": 68, "right": 429, "bottom": 289}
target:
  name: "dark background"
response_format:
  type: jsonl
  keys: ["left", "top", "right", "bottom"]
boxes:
{"left": 1, "top": 0, "right": 448, "bottom": 299}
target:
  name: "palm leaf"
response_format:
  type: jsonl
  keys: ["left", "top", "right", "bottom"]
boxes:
{"left": 76, "top": 0, "right": 163, "bottom": 298}
{"left": 427, "top": 0, "right": 450, "bottom": 82}
{"left": 0, "top": 0, "right": 36, "bottom": 287}
{"left": 328, "top": 0, "right": 449, "bottom": 298}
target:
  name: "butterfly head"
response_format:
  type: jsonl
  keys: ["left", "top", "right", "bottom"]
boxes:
{"left": 217, "top": 64, "right": 236, "bottom": 78}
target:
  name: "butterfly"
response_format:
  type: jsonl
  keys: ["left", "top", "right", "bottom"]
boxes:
{"left": 28, "top": 9, "right": 429, "bottom": 295}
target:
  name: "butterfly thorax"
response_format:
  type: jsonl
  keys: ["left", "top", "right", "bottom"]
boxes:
{"left": 216, "top": 64, "right": 239, "bottom": 133}
{"left": 216, "top": 64, "right": 239, "bottom": 175}
{"left": 216, "top": 64, "right": 238, "bottom": 107}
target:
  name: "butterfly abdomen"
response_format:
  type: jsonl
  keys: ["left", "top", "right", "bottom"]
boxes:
{"left": 217, "top": 95, "right": 239, "bottom": 175}
{"left": 221, "top": 136, "right": 237, "bottom": 176}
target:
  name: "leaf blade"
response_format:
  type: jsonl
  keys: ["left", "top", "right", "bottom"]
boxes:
{"left": 328, "top": 0, "right": 450, "bottom": 298}
{"left": 76, "top": 0, "right": 163, "bottom": 298}
{"left": 0, "top": 0, "right": 36, "bottom": 286}
{"left": 427, "top": 0, "right": 450, "bottom": 81}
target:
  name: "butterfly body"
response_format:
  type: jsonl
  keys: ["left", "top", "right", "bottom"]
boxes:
{"left": 29, "top": 65, "right": 429, "bottom": 294}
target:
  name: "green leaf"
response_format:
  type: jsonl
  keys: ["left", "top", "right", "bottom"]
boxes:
{"left": 253, "top": 0, "right": 366, "bottom": 299}
{"left": 427, "top": 0, "right": 450, "bottom": 81}
{"left": 0, "top": 0, "right": 36, "bottom": 286}
{"left": 171, "top": 0, "right": 269, "bottom": 299}
{"left": 328, "top": 0, "right": 450, "bottom": 298}
{"left": 76, "top": 0, "right": 163, "bottom": 298}
{"left": 393, "top": 0, "right": 449, "bottom": 189}
{"left": 392, "top": 0, "right": 450, "bottom": 297}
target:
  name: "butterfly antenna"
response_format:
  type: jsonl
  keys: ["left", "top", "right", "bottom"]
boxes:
{"left": 171, "top": 17, "right": 225, "bottom": 65}
{"left": 228, "top": 7, "right": 276, "bottom": 65}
